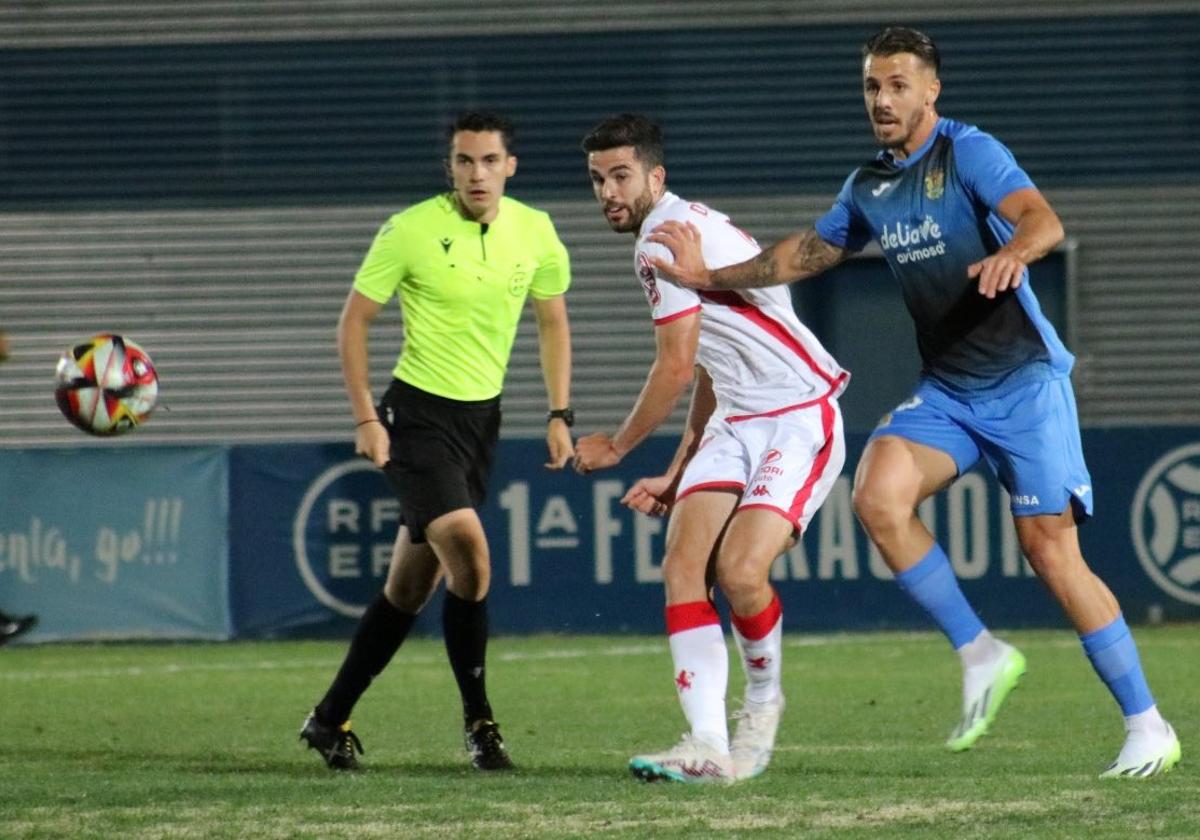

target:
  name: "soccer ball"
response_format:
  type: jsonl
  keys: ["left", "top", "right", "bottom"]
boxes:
{"left": 54, "top": 334, "right": 159, "bottom": 436}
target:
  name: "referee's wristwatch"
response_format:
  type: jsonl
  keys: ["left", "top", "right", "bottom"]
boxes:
{"left": 547, "top": 407, "right": 575, "bottom": 427}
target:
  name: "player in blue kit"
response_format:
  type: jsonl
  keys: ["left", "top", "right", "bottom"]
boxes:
{"left": 648, "top": 26, "right": 1180, "bottom": 778}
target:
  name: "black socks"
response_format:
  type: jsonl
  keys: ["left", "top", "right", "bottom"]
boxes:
{"left": 315, "top": 593, "right": 416, "bottom": 726}
{"left": 443, "top": 590, "right": 493, "bottom": 724}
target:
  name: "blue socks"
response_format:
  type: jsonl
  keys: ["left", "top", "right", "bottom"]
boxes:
{"left": 1080, "top": 614, "right": 1155, "bottom": 716}
{"left": 894, "top": 543, "right": 985, "bottom": 649}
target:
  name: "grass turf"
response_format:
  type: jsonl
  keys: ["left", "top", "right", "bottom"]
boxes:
{"left": 1, "top": 626, "right": 1197, "bottom": 838}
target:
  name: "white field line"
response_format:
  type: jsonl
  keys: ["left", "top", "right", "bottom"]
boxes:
{"left": 0, "top": 642, "right": 661, "bottom": 682}
{"left": 1, "top": 629, "right": 1186, "bottom": 682}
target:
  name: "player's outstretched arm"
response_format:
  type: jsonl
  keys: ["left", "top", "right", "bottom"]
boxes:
{"left": 648, "top": 223, "right": 848, "bottom": 290}
{"left": 574, "top": 312, "right": 700, "bottom": 474}
{"left": 622, "top": 366, "right": 718, "bottom": 517}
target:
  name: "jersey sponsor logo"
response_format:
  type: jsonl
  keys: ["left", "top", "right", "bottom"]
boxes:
{"left": 879, "top": 215, "right": 947, "bottom": 265}
{"left": 1131, "top": 443, "right": 1200, "bottom": 606}
{"left": 763, "top": 449, "right": 783, "bottom": 463}
{"left": 1010, "top": 494, "right": 1041, "bottom": 507}
{"left": 871, "top": 180, "right": 896, "bottom": 197}
{"left": 440, "top": 237, "right": 453, "bottom": 253}
{"left": 675, "top": 669, "right": 695, "bottom": 691}
{"left": 924, "top": 168, "right": 945, "bottom": 199}
{"left": 637, "top": 253, "right": 661, "bottom": 306}
{"left": 749, "top": 484, "right": 771, "bottom": 498}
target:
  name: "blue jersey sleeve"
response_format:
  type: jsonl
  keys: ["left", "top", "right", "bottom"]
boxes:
{"left": 953, "top": 131, "right": 1036, "bottom": 211}
{"left": 814, "top": 170, "right": 872, "bottom": 253}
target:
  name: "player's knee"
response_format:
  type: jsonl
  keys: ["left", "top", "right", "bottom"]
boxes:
{"left": 715, "top": 552, "right": 762, "bottom": 605}
{"left": 661, "top": 550, "right": 702, "bottom": 595}
{"left": 1020, "top": 533, "right": 1084, "bottom": 584}
{"left": 852, "top": 478, "right": 908, "bottom": 535}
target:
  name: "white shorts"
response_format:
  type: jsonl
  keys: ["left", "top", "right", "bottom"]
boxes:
{"left": 676, "top": 395, "right": 846, "bottom": 532}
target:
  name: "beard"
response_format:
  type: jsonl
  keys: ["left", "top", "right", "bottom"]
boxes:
{"left": 605, "top": 186, "right": 657, "bottom": 233}
{"left": 874, "top": 108, "right": 925, "bottom": 151}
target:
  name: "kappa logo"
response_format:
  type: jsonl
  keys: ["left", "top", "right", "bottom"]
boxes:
{"left": 675, "top": 669, "right": 695, "bottom": 691}
{"left": 746, "top": 655, "right": 771, "bottom": 670}
{"left": 871, "top": 180, "right": 896, "bottom": 197}
{"left": 750, "top": 485, "right": 771, "bottom": 498}
{"left": 440, "top": 237, "right": 453, "bottom": 254}
{"left": 1131, "top": 442, "right": 1200, "bottom": 606}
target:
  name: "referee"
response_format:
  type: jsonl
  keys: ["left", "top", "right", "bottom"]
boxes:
{"left": 301, "top": 112, "right": 574, "bottom": 771}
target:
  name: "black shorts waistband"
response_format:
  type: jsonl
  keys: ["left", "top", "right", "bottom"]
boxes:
{"left": 391, "top": 378, "right": 501, "bottom": 411}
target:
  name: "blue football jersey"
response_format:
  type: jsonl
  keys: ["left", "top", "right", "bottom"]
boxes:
{"left": 815, "top": 118, "right": 1072, "bottom": 395}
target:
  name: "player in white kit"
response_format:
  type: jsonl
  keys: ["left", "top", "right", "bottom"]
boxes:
{"left": 575, "top": 114, "right": 848, "bottom": 782}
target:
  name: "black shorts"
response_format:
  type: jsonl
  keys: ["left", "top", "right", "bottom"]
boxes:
{"left": 377, "top": 378, "right": 501, "bottom": 544}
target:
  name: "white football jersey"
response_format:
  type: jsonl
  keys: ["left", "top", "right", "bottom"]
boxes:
{"left": 635, "top": 192, "right": 848, "bottom": 415}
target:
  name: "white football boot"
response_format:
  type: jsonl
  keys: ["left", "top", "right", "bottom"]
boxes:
{"left": 1100, "top": 719, "right": 1182, "bottom": 779}
{"left": 628, "top": 734, "right": 735, "bottom": 784}
{"left": 729, "top": 694, "right": 785, "bottom": 780}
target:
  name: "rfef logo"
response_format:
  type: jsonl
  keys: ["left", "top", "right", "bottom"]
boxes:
{"left": 293, "top": 460, "right": 399, "bottom": 617}
{"left": 1131, "top": 442, "right": 1200, "bottom": 606}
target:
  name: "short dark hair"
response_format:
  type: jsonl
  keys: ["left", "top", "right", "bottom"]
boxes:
{"left": 581, "top": 114, "right": 664, "bottom": 170}
{"left": 862, "top": 26, "right": 940, "bottom": 73}
{"left": 447, "top": 110, "right": 514, "bottom": 153}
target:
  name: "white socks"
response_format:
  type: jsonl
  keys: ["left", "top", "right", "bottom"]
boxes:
{"left": 668, "top": 622, "right": 730, "bottom": 752}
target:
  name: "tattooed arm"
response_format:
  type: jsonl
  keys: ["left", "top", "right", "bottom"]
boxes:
{"left": 648, "top": 223, "right": 849, "bottom": 290}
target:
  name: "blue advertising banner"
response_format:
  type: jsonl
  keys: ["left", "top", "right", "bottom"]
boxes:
{"left": 227, "top": 428, "right": 1200, "bottom": 638}
{"left": 0, "top": 447, "right": 230, "bottom": 640}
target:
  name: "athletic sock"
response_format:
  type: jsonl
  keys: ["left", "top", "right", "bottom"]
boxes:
{"left": 893, "top": 543, "right": 986, "bottom": 649}
{"left": 730, "top": 590, "right": 783, "bottom": 706}
{"left": 666, "top": 601, "right": 730, "bottom": 753}
{"left": 316, "top": 592, "right": 416, "bottom": 726}
{"left": 958, "top": 628, "right": 1005, "bottom": 669}
{"left": 1080, "top": 614, "right": 1155, "bottom": 716}
{"left": 443, "top": 590, "right": 493, "bottom": 724}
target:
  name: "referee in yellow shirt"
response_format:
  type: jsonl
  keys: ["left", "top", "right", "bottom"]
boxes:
{"left": 301, "top": 112, "right": 574, "bottom": 772}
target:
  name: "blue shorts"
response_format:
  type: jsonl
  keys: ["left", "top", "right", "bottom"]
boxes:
{"left": 869, "top": 375, "right": 1093, "bottom": 521}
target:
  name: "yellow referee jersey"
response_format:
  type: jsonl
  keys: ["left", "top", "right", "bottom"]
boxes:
{"left": 354, "top": 193, "right": 571, "bottom": 400}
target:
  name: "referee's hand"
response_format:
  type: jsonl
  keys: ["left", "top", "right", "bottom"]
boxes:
{"left": 545, "top": 421, "right": 574, "bottom": 469}
{"left": 355, "top": 419, "right": 390, "bottom": 467}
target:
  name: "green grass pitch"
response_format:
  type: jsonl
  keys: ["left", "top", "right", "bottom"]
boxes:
{"left": 2, "top": 626, "right": 1197, "bottom": 838}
